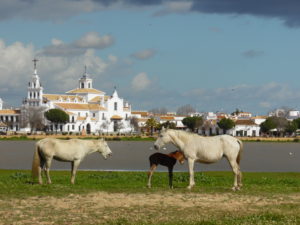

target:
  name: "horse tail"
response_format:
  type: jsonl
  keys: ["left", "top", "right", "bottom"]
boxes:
{"left": 236, "top": 139, "right": 243, "bottom": 165}
{"left": 31, "top": 142, "right": 41, "bottom": 181}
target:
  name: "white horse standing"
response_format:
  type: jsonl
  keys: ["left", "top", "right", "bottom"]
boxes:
{"left": 32, "top": 138, "right": 112, "bottom": 184}
{"left": 154, "top": 128, "right": 243, "bottom": 190}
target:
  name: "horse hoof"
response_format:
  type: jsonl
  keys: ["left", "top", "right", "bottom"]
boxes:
{"left": 147, "top": 185, "right": 151, "bottom": 188}
{"left": 187, "top": 186, "right": 193, "bottom": 190}
{"left": 232, "top": 186, "right": 240, "bottom": 191}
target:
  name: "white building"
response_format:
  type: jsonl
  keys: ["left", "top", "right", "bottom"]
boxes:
{"left": 230, "top": 119, "right": 260, "bottom": 137}
{"left": 20, "top": 60, "right": 132, "bottom": 134}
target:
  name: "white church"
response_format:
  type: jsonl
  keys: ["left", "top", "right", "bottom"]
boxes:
{"left": 0, "top": 59, "right": 132, "bottom": 134}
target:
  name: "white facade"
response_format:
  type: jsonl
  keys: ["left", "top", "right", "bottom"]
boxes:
{"left": 231, "top": 120, "right": 260, "bottom": 137}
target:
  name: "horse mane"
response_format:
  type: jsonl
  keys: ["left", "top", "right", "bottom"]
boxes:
{"left": 170, "top": 129, "right": 200, "bottom": 142}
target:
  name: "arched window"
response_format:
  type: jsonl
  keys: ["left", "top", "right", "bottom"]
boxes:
{"left": 81, "top": 82, "right": 84, "bottom": 88}
{"left": 114, "top": 102, "right": 118, "bottom": 111}
{"left": 88, "top": 83, "right": 91, "bottom": 88}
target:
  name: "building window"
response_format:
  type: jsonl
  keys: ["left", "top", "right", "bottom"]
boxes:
{"left": 78, "top": 112, "right": 80, "bottom": 116}
{"left": 93, "top": 113, "right": 96, "bottom": 117}
{"left": 126, "top": 114, "right": 128, "bottom": 120}
{"left": 72, "top": 116, "right": 74, "bottom": 123}
{"left": 72, "top": 125, "right": 75, "bottom": 130}
{"left": 81, "top": 82, "right": 84, "bottom": 88}
{"left": 86, "top": 112, "right": 88, "bottom": 117}
{"left": 114, "top": 102, "right": 117, "bottom": 111}
{"left": 102, "top": 113, "right": 105, "bottom": 120}
{"left": 88, "top": 83, "right": 91, "bottom": 88}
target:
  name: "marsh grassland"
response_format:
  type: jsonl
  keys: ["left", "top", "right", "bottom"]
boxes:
{"left": 0, "top": 170, "right": 299, "bottom": 225}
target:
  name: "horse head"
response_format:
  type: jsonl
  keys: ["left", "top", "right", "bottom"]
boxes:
{"left": 154, "top": 127, "right": 171, "bottom": 150}
{"left": 174, "top": 151, "right": 185, "bottom": 164}
{"left": 96, "top": 138, "right": 112, "bottom": 159}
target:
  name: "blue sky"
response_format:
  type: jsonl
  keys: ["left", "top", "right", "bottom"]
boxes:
{"left": 1, "top": 0, "right": 300, "bottom": 115}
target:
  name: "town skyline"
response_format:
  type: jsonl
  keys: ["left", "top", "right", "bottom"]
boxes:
{"left": 1, "top": 1, "right": 300, "bottom": 115}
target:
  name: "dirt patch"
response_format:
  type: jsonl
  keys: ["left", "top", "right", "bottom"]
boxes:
{"left": 1, "top": 192, "right": 300, "bottom": 224}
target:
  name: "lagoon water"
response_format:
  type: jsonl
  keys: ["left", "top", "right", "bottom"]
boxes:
{"left": 0, "top": 141, "right": 299, "bottom": 172}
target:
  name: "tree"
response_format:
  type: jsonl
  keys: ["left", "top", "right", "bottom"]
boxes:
{"left": 145, "top": 117, "right": 158, "bottom": 136}
{"left": 293, "top": 118, "right": 300, "bottom": 129}
{"left": 182, "top": 116, "right": 203, "bottom": 132}
{"left": 285, "top": 121, "right": 297, "bottom": 136}
{"left": 231, "top": 108, "right": 243, "bottom": 116}
{"left": 260, "top": 117, "right": 276, "bottom": 134}
{"left": 217, "top": 118, "right": 235, "bottom": 134}
{"left": 130, "top": 116, "right": 139, "bottom": 133}
{"left": 114, "top": 121, "right": 124, "bottom": 133}
{"left": 268, "top": 106, "right": 293, "bottom": 118}
{"left": 176, "top": 104, "right": 196, "bottom": 116}
{"left": 21, "top": 106, "right": 46, "bottom": 133}
{"left": 44, "top": 109, "right": 69, "bottom": 133}
{"left": 100, "top": 119, "right": 111, "bottom": 134}
{"left": 270, "top": 116, "right": 288, "bottom": 136}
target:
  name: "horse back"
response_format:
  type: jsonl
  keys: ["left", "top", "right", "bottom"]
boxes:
{"left": 36, "top": 138, "right": 87, "bottom": 160}
{"left": 149, "top": 153, "right": 177, "bottom": 167}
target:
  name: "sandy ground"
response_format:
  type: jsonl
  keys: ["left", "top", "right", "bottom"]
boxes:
{"left": 1, "top": 192, "right": 300, "bottom": 224}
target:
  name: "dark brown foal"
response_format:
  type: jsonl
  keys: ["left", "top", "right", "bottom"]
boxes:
{"left": 147, "top": 150, "right": 185, "bottom": 188}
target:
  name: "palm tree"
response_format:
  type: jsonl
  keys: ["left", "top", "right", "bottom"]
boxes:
{"left": 145, "top": 118, "right": 158, "bottom": 136}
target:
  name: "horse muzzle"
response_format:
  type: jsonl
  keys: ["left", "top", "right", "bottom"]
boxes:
{"left": 154, "top": 144, "right": 159, "bottom": 150}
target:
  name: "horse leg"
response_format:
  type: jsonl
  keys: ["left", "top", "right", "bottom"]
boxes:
{"left": 71, "top": 160, "right": 81, "bottom": 184}
{"left": 227, "top": 158, "right": 241, "bottom": 191}
{"left": 187, "top": 158, "right": 195, "bottom": 190}
{"left": 45, "top": 158, "right": 52, "bottom": 184}
{"left": 38, "top": 159, "right": 45, "bottom": 185}
{"left": 147, "top": 164, "right": 157, "bottom": 188}
{"left": 168, "top": 166, "right": 174, "bottom": 189}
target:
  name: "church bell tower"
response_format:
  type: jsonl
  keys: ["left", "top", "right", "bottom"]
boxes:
{"left": 24, "top": 59, "right": 44, "bottom": 107}
{"left": 78, "top": 66, "right": 93, "bottom": 89}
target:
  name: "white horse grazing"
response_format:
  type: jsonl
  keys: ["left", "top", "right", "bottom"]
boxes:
{"left": 32, "top": 138, "right": 112, "bottom": 184}
{"left": 154, "top": 128, "right": 243, "bottom": 191}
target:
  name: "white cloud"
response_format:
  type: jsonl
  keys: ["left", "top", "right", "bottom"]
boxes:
{"left": 0, "top": 39, "right": 126, "bottom": 106}
{"left": 131, "top": 49, "right": 156, "bottom": 60}
{"left": 0, "top": 40, "right": 35, "bottom": 91}
{"left": 74, "top": 32, "right": 114, "bottom": 49}
{"left": 131, "top": 72, "right": 151, "bottom": 91}
{"left": 39, "top": 32, "right": 114, "bottom": 57}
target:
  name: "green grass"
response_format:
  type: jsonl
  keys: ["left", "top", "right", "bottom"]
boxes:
{"left": 0, "top": 170, "right": 300, "bottom": 198}
{"left": 1, "top": 170, "right": 300, "bottom": 224}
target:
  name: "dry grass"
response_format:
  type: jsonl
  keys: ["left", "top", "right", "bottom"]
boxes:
{"left": 1, "top": 191, "right": 300, "bottom": 224}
